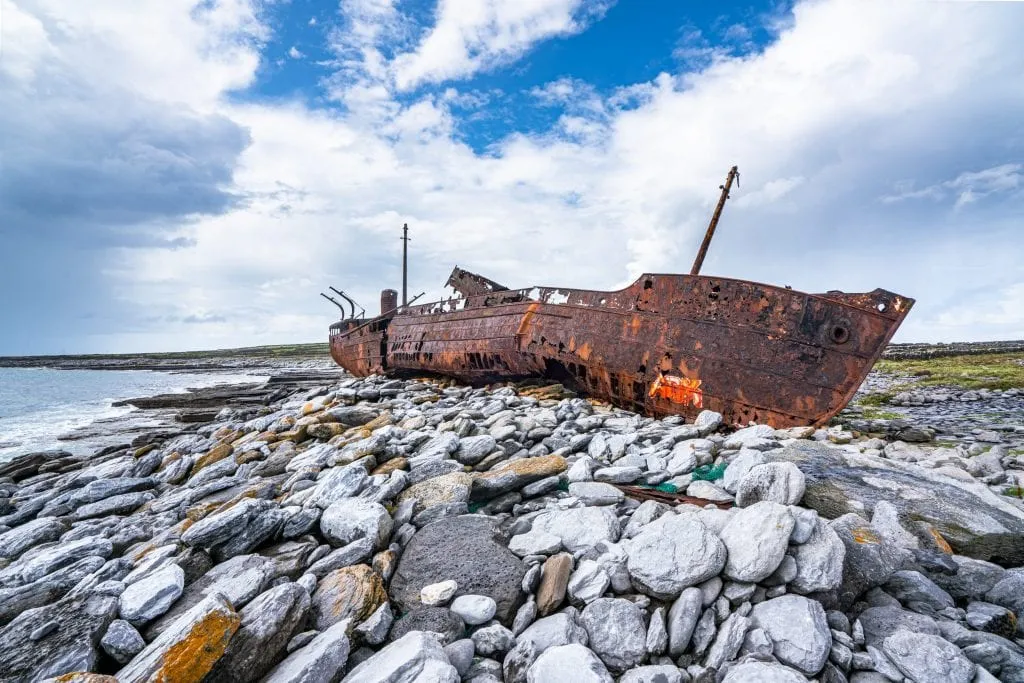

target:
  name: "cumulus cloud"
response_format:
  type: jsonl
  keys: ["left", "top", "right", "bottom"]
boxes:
{"left": 2, "top": 0, "right": 1024, "bottom": 354}
{"left": 389, "top": 0, "right": 613, "bottom": 91}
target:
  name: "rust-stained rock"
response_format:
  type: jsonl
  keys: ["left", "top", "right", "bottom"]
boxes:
{"left": 306, "top": 423, "right": 346, "bottom": 440}
{"left": 204, "top": 583, "right": 310, "bottom": 683}
{"left": 117, "top": 593, "right": 240, "bottom": 683}
{"left": 536, "top": 553, "right": 573, "bottom": 616}
{"left": 193, "top": 443, "right": 233, "bottom": 473}
{"left": 310, "top": 564, "right": 387, "bottom": 631}
{"left": 372, "top": 457, "right": 408, "bottom": 476}
{"left": 46, "top": 674, "right": 118, "bottom": 683}
{"left": 372, "top": 549, "right": 398, "bottom": 583}
{"left": 234, "top": 449, "right": 266, "bottom": 466}
{"left": 471, "top": 455, "right": 567, "bottom": 500}
{"left": 277, "top": 428, "right": 309, "bottom": 443}
{"left": 397, "top": 472, "right": 473, "bottom": 514}
{"left": 133, "top": 444, "right": 158, "bottom": 458}
{"left": 362, "top": 411, "right": 394, "bottom": 430}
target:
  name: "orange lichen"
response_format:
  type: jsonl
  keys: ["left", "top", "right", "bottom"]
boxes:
{"left": 372, "top": 457, "right": 409, "bottom": 476}
{"left": 851, "top": 528, "right": 880, "bottom": 545}
{"left": 53, "top": 674, "right": 118, "bottom": 682}
{"left": 315, "top": 565, "right": 388, "bottom": 627}
{"left": 193, "top": 443, "right": 233, "bottom": 473}
{"left": 929, "top": 528, "right": 953, "bottom": 554}
{"left": 128, "top": 542, "right": 158, "bottom": 563}
{"left": 363, "top": 412, "right": 394, "bottom": 430}
{"left": 185, "top": 503, "right": 219, "bottom": 523}
{"left": 152, "top": 607, "right": 240, "bottom": 683}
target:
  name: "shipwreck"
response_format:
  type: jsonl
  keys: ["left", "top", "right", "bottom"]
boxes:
{"left": 324, "top": 167, "right": 914, "bottom": 428}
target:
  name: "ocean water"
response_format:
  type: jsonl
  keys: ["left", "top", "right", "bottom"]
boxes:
{"left": 0, "top": 367, "right": 265, "bottom": 460}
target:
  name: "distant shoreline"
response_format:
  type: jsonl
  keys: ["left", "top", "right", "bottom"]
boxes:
{"left": 2, "top": 339, "right": 1024, "bottom": 370}
{"left": 0, "top": 342, "right": 332, "bottom": 371}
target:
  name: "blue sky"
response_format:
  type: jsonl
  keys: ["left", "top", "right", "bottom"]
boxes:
{"left": 1, "top": 0, "right": 1023, "bottom": 354}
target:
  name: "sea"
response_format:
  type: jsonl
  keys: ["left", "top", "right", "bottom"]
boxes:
{"left": 0, "top": 367, "right": 266, "bottom": 461}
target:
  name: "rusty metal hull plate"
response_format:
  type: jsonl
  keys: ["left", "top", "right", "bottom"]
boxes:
{"left": 330, "top": 272, "right": 913, "bottom": 428}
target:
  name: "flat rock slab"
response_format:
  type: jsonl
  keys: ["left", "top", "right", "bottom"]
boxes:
{"left": 143, "top": 554, "right": 273, "bottom": 641}
{"left": 117, "top": 593, "right": 240, "bottom": 683}
{"left": 767, "top": 441, "right": 1024, "bottom": 564}
{"left": 0, "top": 593, "right": 119, "bottom": 681}
{"left": 389, "top": 514, "right": 526, "bottom": 624}
{"left": 205, "top": 582, "right": 311, "bottom": 683}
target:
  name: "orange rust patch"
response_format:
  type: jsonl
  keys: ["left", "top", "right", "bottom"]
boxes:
{"left": 577, "top": 341, "right": 593, "bottom": 361}
{"left": 851, "top": 528, "right": 880, "bottom": 545}
{"left": 152, "top": 607, "right": 240, "bottom": 683}
{"left": 649, "top": 373, "right": 703, "bottom": 408}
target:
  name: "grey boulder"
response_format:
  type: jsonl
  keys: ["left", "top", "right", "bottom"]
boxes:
{"left": 580, "top": 598, "right": 647, "bottom": 673}
{"left": 881, "top": 630, "right": 976, "bottom": 683}
{"left": 627, "top": 514, "right": 725, "bottom": 599}
{"left": 750, "top": 595, "right": 832, "bottom": 675}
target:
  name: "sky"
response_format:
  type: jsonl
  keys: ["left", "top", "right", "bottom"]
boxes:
{"left": 1, "top": 0, "right": 1022, "bottom": 355}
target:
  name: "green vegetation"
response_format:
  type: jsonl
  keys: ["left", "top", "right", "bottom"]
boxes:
{"left": 856, "top": 390, "right": 907, "bottom": 407}
{"left": 874, "top": 352, "right": 1024, "bottom": 391}
{"left": 1004, "top": 486, "right": 1024, "bottom": 499}
{"left": 0, "top": 343, "right": 331, "bottom": 365}
{"left": 859, "top": 407, "right": 903, "bottom": 420}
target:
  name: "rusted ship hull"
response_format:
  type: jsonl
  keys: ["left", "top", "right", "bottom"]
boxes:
{"left": 330, "top": 271, "right": 913, "bottom": 428}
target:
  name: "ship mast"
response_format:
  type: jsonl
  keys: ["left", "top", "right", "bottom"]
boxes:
{"left": 690, "top": 166, "right": 739, "bottom": 276}
{"left": 401, "top": 223, "right": 410, "bottom": 306}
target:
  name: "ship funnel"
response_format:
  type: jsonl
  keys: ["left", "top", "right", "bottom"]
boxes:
{"left": 381, "top": 289, "right": 398, "bottom": 315}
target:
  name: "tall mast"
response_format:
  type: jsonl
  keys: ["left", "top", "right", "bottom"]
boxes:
{"left": 690, "top": 166, "right": 739, "bottom": 276}
{"left": 401, "top": 223, "right": 410, "bottom": 306}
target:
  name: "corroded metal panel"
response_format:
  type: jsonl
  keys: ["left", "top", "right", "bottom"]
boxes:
{"left": 328, "top": 267, "right": 913, "bottom": 428}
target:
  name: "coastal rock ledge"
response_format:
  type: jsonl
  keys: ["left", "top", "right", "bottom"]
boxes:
{"left": 1, "top": 373, "right": 1024, "bottom": 681}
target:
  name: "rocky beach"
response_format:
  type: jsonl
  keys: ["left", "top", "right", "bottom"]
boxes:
{"left": 1, "top": 346, "right": 1023, "bottom": 682}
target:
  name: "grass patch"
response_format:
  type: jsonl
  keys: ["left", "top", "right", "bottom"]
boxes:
{"left": 859, "top": 407, "right": 903, "bottom": 420}
{"left": 874, "top": 352, "right": 1024, "bottom": 391}
{"left": 857, "top": 391, "right": 900, "bottom": 407}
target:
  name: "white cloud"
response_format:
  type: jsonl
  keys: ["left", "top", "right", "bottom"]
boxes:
{"left": 389, "top": 0, "right": 612, "bottom": 91}
{"left": 288, "top": 45, "right": 303, "bottom": 59}
{"left": 881, "top": 163, "right": 1022, "bottom": 207}
{"left": 5, "top": 0, "right": 1024, "bottom": 353}
{"left": 308, "top": 16, "right": 317, "bottom": 26}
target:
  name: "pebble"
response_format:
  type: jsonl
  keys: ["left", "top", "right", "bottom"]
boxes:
{"left": 420, "top": 579, "right": 458, "bottom": 606}
{"left": 536, "top": 553, "right": 573, "bottom": 616}
{"left": 450, "top": 594, "right": 497, "bottom": 625}
{"left": 100, "top": 619, "right": 146, "bottom": 664}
